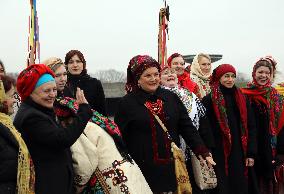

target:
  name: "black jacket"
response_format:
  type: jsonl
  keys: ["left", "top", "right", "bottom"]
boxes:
{"left": 251, "top": 100, "right": 284, "bottom": 179}
{"left": 202, "top": 86, "right": 257, "bottom": 194}
{"left": 65, "top": 70, "right": 106, "bottom": 115}
{"left": 13, "top": 98, "right": 92, "bottom": 194}
{"left": 0, "top": 123, "right": 18, "bottom": 194}
{"left": 114, "top": 87, "right": 208, "bottom": 192}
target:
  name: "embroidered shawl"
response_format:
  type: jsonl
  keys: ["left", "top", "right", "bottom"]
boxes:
{"left": 190, "top": 55, "right": 211, "bottom": 98}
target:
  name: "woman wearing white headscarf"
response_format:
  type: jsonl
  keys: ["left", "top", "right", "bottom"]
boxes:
{"left": 190, "top": 53, "right": 212, "bottom": 98}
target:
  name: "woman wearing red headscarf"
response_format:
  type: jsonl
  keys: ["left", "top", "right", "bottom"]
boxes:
{"left": 168, "top": 53, "right": 201, "bottom": 98}
{"left": 202, "top": 64, "right": 257, "bottom": 194}
{"left": 241, "top": 57, "right": 284, "bottom": 194}
{"left": 13, "top": 64, "right": 92, "bottom": 194}
{"left": 115, "top": 55, "right": 215, "bottom": 193}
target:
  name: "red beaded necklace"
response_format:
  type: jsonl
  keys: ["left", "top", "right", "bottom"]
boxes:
{"left": 144, "top": 99, "right": 163, "bottom": 115}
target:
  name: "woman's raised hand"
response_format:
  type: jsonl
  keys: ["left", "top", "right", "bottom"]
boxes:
{"left": 76, "top": 87, "right": 88, "bottom": 105}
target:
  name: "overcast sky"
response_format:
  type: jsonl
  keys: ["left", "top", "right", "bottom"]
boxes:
{"left": 1, "top": 0, "right": 283, "bottom": 78}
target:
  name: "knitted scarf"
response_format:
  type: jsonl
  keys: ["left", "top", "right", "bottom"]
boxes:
{"left": 0, "top": 113, "right": 35, "bottom": 194}
{"left": 211, "top": 84, "right": 249, "bottom": 176}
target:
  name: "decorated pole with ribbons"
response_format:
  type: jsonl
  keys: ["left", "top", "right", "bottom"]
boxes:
{"left": 158, "top": 1, "right": 170, "bottom": 69}
{"left": 27, "top": 0, "right": 40, "bottom": 66}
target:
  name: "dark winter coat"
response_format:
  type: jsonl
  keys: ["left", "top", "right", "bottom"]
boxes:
{"left": 251, "top": 101, "right": 284, "bottom": 179}
{"left": 0, "top": 123, "right": 18, "bottom": 194}
{"left": 114, "top": 87, "right": 209, "bottom": 192}
{"left": 13, "top": 97, "right": 92, "bottom": 194}
{"left": 202, "top": 86, "right": 257, "bottom": 194}
{"left": 64, "top": 70, "right": 106, "bottom": 115}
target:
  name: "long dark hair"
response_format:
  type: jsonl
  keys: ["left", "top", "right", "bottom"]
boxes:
{"left": 64, "top": 50, "right": 86, "bottom": 69}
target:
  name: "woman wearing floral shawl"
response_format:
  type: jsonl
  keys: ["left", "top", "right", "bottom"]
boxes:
{"left": 115, "top": 55, "right": 215, "bottom": 193}
{"left": 190, "top": 53, "right": 212, "bottom": 98}
{"left": 160, "top": 65, "right": 214, "bottom": 194}
{"left": 202, "top": 64, "right": 257, "bottom": 194}
{"left": 241, "top": 56, "right": 284, "bottom": 194}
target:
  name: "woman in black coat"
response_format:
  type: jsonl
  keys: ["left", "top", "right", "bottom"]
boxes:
{"left": 114, "top": 55, "right": 215, "bottom": 193}
{"left": 64, "top": 50, "right": 106, "bottom": 115}
{"left": 202, "top": 64, "right": 257, "bottom": 194}
{"left": 242, "top": 57, "right": 284, "bottom": 194}
{"left": 0, "top": 75, "right": 35, "bottom": 194}
{"left": 13, "top": 64, "right": 92, "bottom": 194}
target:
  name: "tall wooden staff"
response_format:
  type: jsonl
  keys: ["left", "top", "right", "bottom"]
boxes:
{"left": 27, "top": 0, "right": 40, "bottom": 66}
{"left": 158, "top": 1, "right": 170, "bottom": 69}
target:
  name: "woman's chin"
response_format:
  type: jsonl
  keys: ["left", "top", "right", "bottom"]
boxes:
{"left": 163, "top": 81, "right": 177, "bottom": 88}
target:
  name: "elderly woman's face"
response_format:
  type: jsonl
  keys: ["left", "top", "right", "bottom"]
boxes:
{"left": 219, "top": 72, "right": 236, "bottom": 88}
{"left": 67, "top": 55, "right": 84, "bottom": 75}
{"left": 255, "top": 66, "right": 271, "bottom": 86}
{"left": 54, "top": 65, "right": 67, "bottom": 92}
{"left": 30, "top": 82, "right": 57, "bottom": 109}
{"left": 160, "top": 68, "right": 178, "bottom": 88}
{"left": 138, "top": 67, "right": 160, "bottom": 93}
{"left": 171, "top": 56, "right": 185, "bottom": 76}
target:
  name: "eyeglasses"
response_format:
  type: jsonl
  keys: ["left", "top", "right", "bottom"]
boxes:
{"left": 68, "top": 60, "right": 82, "bottom": 64}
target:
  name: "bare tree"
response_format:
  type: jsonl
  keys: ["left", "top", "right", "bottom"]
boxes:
{"left": 235, "top": 72, "right": 250, "bottom": 87}
{"left": 93, "top": 69, "right": 126, "bottom": 83}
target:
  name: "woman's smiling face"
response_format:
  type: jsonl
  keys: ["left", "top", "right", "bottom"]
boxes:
{"left": 160, "top": 67, "right": 178, "bottom": 88}
{"left": 254, "top": 66, "right": 271, "bottom": 86}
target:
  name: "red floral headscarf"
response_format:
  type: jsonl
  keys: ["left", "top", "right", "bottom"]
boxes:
{"left": 242, "top": 57, "right": 284, "bottom": 157}
{"left": 125, "top": 55, "right": 160, "bottom": 94}
{"left": 17, "top": 64, "right": 55, "bottom": 101}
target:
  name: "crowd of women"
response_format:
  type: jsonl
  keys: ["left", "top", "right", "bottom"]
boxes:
{"left": 0, "top": 51, "right": 283, "bottom": 194}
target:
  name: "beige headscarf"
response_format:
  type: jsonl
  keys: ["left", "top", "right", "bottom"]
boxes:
{"left": 42, "top": 57, "right": 64, "bottom": 72}
{"left": 0, "top": 80, "right": 35, "bottom": 194}
{"left": 190, "top": 54, "right": 212, "bottom": 98}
